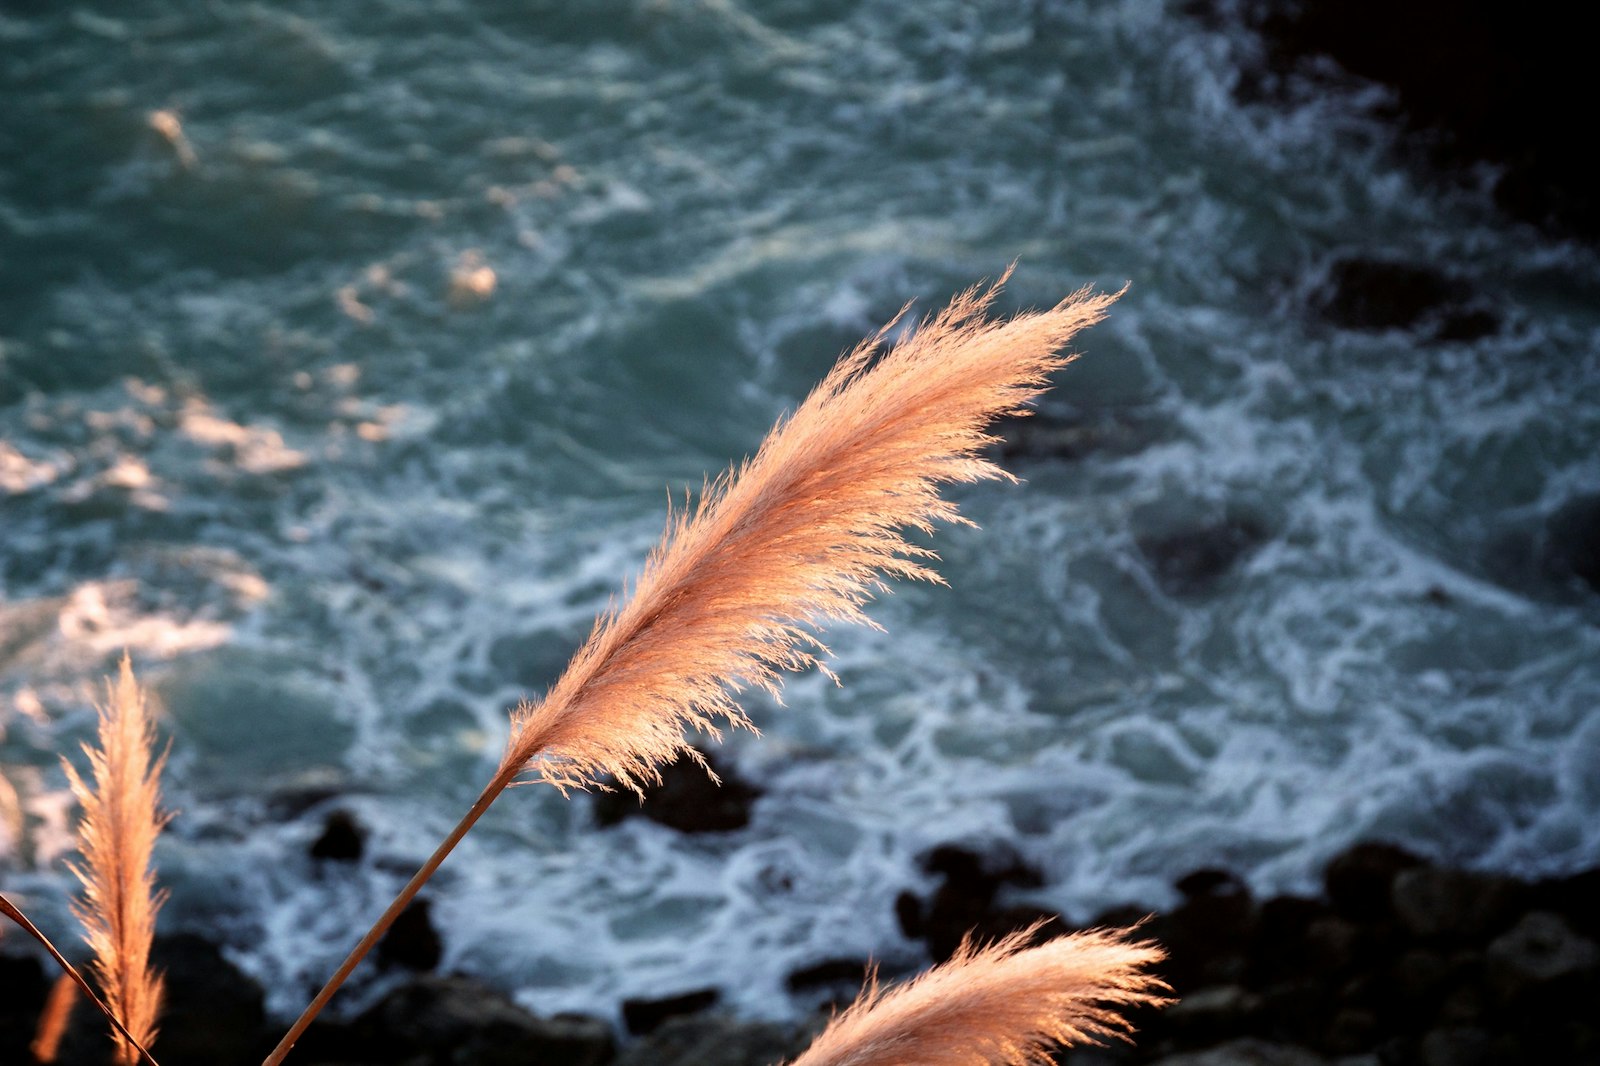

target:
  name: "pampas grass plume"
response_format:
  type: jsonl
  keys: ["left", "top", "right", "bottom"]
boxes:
{"left": 500, "top": 271, "right": 1119, "bottom": 791}
{"left": 63, "top": 653, "right": 169, "bottom": 1066}
{"left": 788, "top": 925, "right": 1170, "bottom": 1066}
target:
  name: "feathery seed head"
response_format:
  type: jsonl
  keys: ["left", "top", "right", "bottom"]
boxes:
{"left": 63, "top": 653, "right": 168, "bottom": 1065}
{"left": 499, "top": 273, "right": 1119, "bottom": 792}
{"left": 787, "top": 924, "right": 1170, "bottom": 1066}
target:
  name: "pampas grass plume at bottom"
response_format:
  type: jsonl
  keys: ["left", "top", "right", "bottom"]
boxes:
{"left": 789, "top": 925, "right": 1170, "bottom": 1066}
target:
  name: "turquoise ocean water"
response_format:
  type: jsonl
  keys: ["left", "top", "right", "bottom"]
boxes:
{"left": 3, "top": 0, "right": 1598, "bottom": 1023}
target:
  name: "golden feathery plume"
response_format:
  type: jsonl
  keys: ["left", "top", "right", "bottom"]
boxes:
{"left": 500, "top": 271, "right": 1119, "bottom": 791}
{"left": 63, "top": 653, "right": 169, "bottom": 1066}
{"left": 265, "top": 272, "right": 1119, "bottom": 1065}
{"left": 787, "top": 925, "right": 1170, "bottom": 1066}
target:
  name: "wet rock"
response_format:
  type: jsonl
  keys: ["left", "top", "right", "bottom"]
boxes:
{"left": 1144, "top": 1036, "right": 1337, "bottom": 1065}
{"left": 615, "top": 1013, "right": 808, "bottom": 1066}
{"left": 310, "top": 809, "right": 367, "bottom": 862}
{"left": 0, "top": 950, "right": 47, "bottom": 1061}
{"left": 1137, "top": 516, "right": 1268, "bottom": 596}
{"left": 1390, "top": 866, "right": 1522, "bottom": 943}
{"left": 591, "top": 748, "right": 759, "bottom": 834}
{"left": 1381, "top": 947, "right": 1454, "bottom": 1015}
{"left": 1321, "top": 1005, "right": 1380, "bottom": 1056}
{"left": 902, "top": 842, "right": 1056, "bottom": 962}
{"left": 1417, "top": 1026, "right": 1504, "bottom": 1066}
{"left": 1246, "top": 0, "right": 1598, "bottom": 238}
{"left": 1530, "top": 867, "right": 1600, "bottom": 940}
{"left": 785, "top": 958, "right": 873, "bottom": 1009}
{"left": 1314, "top": 257, "right": 1497, "bottom": 340}
{"left": 377, "top": 898, "right": 442, "bottom": 972}
{"left": 620, "top": 987, "right": 720, "bottom": 1036}
{"left": 149, "top": 933, "right": 270, "bottom": 1066}
{"left": 352, "top": 974, "right": 614, "bottom": 1066}
{"left": 1247, "top": 895, "right": 1331, "bottom": 986}
{"left": 1485, "top": 911, "right": 1599, "bottom": 997}
{"left": 1157, "top": 869, "right": 1256, "bottom": 990}
{"left": 1324, "top": 842, "right": 1423, "bottom": 923}
{"left": 1161, "top": 984, "right": 1264, "bottom": 1046}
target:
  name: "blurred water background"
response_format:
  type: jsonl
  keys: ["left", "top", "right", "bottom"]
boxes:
{"left": 3, "top": 0, "right": 1598, "bottom": 1025}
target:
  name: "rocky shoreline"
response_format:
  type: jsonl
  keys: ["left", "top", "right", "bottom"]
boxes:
{"left": 5, "top": 833, "right": 1596, "bottom": 1066}
{"left": 1187, "top": 0, "right": 1598, "bottom": 242}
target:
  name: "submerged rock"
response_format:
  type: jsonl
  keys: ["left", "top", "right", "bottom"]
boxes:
{"left": 1137, "top": 515, "right": 1269, "bottom": 596}
{"left": 1543, "top": 493, "right": 1600, "bottom": 596}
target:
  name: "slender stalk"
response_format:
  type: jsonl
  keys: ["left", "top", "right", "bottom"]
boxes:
{"left": 261, "top": 766, "right": 516, "bottom": 1066}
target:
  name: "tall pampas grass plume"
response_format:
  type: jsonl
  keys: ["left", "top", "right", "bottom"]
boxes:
{"left": 266, "top": 270, "right": 1122, "bottom": 1063}
{"left": 63, "top": 652, "right": 169, "bottom": 1066}
{"left": 499, "top": 270, "right": 1120, "bottom": 791}
{"left": 788, "top": 925, "right": 1170, "bottom": 1066}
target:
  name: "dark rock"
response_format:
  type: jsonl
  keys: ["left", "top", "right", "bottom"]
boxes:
{"left": 1321, "top": 1005, "right": 1380, "bottom": 1056}
{"left": 1252, "top": 980, "right": 1334, "bottom": 1048}
{"left": 1435, "top": 308, "right": 1500, "bottom": 344}
{"left": 377, "top": 898, "right": 443, "bottom": 972}
{"left": 1160, "top": 984, "right": 1264, "bottom": 1047}
{"left": 1314, "top": 257, "right": 1497, "bottom": 340}
{"left": 592, "top": 748, "right": 759, "bottom": 834}
{"left": 310, "top": 809, "right": 367, "bottom": 862}
{"left": 352, "top": 974, "right": 614, "bottom": 1066}
{"left": 1530, "top": 867, "right": 1600, "bottom": 940}
{"left": 149, "top": 932, "right": 271, "bottom": 1066}
{"left": 1382, "top": 947, "right": 1454, "bottom": 1016}
{"left": 1390, "top": 866, "right": 1523, "bottom": 943}
{"left": 1137, "top": 516, "right": 1268, "bottom": 596}
{"left": 615, "top": 1013, "right": 808, "bottom": 1066}
{"left": 1247, "top": 895, "right": 1331, "bottom": 986}
{"left": 0, "top": 950, "right": 48, "bottom": 1061}
{"left": 1417, "top": 1026, "right": 1506, "bottom": 1066}
{"left": 994, "top": 407, "right": 1159, "bottom": 464}
{"left": 1142, "top": 1037, "right": 1334, "bottom": 1065}
{"left": 894, "top": 889, "right": 924, "bottom": 939}
{"left": 621, "top": 987, "right": 720, "bottom": 1036}
{"left": 912, "top": 842, "right": 1052, "bottom": 962}
{"left": 1247, "top": 0, "right": 1599, "bottom": 238}
{"left": 785, "top": 958, "right": 873, "bottom": 1009}
{"left": 1485, "top": 910, "right": 1599, "bottom": 998}
{"left": 1157, "top": 869, "right": 1255, "bottom": 991}
{"left": 1542, "top": 493, "right": 1600, "bottom": 596}
{"left": 1324, "top": 842, "right": 1423, "bottom": 923}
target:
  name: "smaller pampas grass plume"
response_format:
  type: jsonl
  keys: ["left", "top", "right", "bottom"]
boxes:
{"left": 63, "top": 653, "right": 169, "bottom": 1066}
{"left": 788, "top": 925, "right": 1170, "bottom": 1066}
